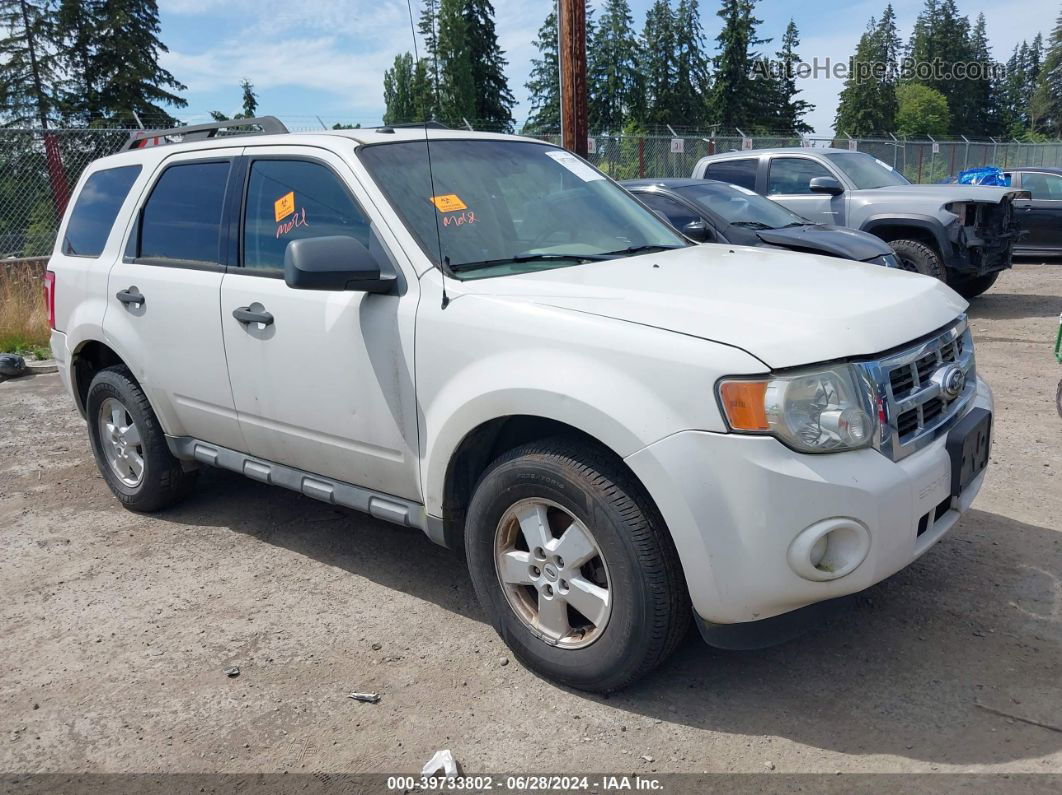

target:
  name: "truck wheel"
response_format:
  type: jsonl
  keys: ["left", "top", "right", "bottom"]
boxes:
{"left": 465, "top": 438, "right": 690, "bottom": 693}
{"left": 889, "top": 239, "right": 947, "bottom": 281}
{"left": 86, "top": 365, "right": 197, "bottom": 512}
{"left": 1057, "top": 377, "right": 1062, "bottom": 420}
{"left": 950, "top": 271, "right": 999, "bottom": 299}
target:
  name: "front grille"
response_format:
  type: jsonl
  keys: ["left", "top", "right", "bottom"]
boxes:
{"left": 857, "top": 316, "right": 977, "bottom": 462}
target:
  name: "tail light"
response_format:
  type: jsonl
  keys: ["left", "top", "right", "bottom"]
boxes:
{"left": 43, "top": 270, "right": 56, "bottom": 329}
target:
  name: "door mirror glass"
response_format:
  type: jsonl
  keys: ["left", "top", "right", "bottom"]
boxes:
{"left": 809, "top": 176, "right": 844, "bottom": 196}
{"left": 284, "top": 235, "right": 395, "bottom": 293}
{"left": 682, "top": 219, "right": 713, "bottom": 242}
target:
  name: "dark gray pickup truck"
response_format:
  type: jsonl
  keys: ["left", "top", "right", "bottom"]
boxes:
{"left": 692, "top": 148, "right": 1029, "bottom": 297}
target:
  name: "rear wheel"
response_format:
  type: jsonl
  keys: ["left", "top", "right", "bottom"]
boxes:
{"left": 889, "top": 239, "right": 947, "bottom": 281}
{"left": 465, "top": 438, "right": 690, "bottom": 693}
{"left": 950, "top": 271, "right": 1000, "bottom": 299}
{"left": 1056, "top": 377, "right": 1062, "bottom": 420}
{"left": 86, "top": 365, "right": 197, "bottom": 512}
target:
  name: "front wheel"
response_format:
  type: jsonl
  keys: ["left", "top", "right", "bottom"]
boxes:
{"left": 1056, "top": 377, "right": 1062, "bottom": 420}
{"left": 86, "top": 365, "right": 197, "bottom": 512}
{"left": 465, "top": 438, "right": 690, "bottom": 693}
{"left": 889, "top": 239, "right": 947, "bottom": 281}
{"left": 950, "top": 271, "right": 1000, "bottom": 299}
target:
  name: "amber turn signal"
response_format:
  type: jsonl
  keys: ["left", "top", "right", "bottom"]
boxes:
{"left": 718, "top": 380, "right": 769, "bottom": 431}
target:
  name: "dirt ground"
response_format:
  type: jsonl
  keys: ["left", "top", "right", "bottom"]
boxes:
{"left": 1, "top": 262, "right": 1060, "bottom": 780}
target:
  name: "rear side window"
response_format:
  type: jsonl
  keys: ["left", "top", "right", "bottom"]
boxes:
{"left": 242, "top": 159, "right": 370, "bottom": 271}
{"left": 138, "top": 161, "right": 230, "bottom": 264}
{"left": 704, "top": 159, "right": 758, "bottom": 191}
{"left": 62, "top": 165, "right": 141, "bottom": 257}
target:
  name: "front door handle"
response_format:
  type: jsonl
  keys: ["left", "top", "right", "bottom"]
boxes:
{"left": 116, "top": 287, "right": 144, "bottom": 306}
{"left": 232, "top": 306, "right": 274, "bottom": 326}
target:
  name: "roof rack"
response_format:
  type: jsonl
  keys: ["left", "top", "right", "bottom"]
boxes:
{"left": 124, "top": 116, "right": 289, "bottom": 150}
{"left": 376, "top": 120, "right": 449, "bottom": 133}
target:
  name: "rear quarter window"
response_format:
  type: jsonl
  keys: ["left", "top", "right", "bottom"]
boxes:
{"left": 704, "top": 159, "right": 758, "bottom": 192}
{"left": 62, "top": 165, "right": 142, "bottom": 257}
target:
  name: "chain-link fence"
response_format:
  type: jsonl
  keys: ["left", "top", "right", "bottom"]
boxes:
{"left": 3, "top": 126, "right": 1062, "bottom": 259}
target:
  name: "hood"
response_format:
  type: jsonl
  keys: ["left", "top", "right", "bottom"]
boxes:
{"left": 755, "top": 224, "right": 892, "bottom": 261}
{"left": 867, "top": 184, "right": 1028, "bottom": 204}
{"left": 453, "top": 245, "right": 967, "bottom": 369}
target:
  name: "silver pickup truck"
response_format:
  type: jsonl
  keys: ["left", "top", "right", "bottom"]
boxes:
{"left": 692, "top": 148, "right": 1029, "bottom": 298}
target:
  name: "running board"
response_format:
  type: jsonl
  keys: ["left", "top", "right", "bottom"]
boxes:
{"left": 165, "top": 436, "right": 429, "bottom": 532}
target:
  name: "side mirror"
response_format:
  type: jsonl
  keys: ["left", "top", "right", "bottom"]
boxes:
{"left": 809, "top": 176, "right": 844, "bottom": 196}
{"left": 682, "top": 219, "right": 713, "bottom": 242}
{"left": 284, "top": 235, "right": 396, "bottom": 293}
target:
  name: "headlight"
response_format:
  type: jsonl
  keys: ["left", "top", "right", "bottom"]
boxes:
{"left": 871, "top": 253, "right": 900, "bottom": 268}
{"left": 718, "top": 365, "right": 876, "bottom": 453}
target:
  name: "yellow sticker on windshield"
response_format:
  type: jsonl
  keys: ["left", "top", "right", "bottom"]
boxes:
{"left": 274, "top": 191, "right": 295, "bottom": 222}
{"left": 430, "top": 193, "right": 467, "bottom": 213}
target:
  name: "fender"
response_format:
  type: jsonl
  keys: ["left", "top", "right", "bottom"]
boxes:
{"left": 859, "top": 213, "right": 957, "bottom": 266}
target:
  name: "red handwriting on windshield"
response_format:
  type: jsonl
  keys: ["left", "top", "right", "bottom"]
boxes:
{"left": 442, "top": 210, "right": 475, "bottom": 227}
{"left": 276, "top": 207, "right": 310, "bottom": 238}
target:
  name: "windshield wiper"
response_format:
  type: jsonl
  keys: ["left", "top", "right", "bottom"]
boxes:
{"left": 595, "top": 243, "right": 686, "bottom": 258}
{"left": 449, "top": 251, "right": 611, "bottom": 273}
{"left": 730, "top": 221, "right": 772, "bottom": 230}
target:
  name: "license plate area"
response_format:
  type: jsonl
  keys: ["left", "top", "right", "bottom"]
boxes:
{"left": 945, "top": 407, "right": 992, "bottom": 498}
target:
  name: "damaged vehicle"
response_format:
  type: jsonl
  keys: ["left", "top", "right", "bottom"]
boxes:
{"left": 692, "top": 148, "right": 1029, "bottom": 297}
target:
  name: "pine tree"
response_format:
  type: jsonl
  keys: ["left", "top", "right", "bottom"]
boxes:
{"left": 91, "top": 0, "right": 186, "bottom": 125}
{"left": 709, "top": 0, "right": 768, "bottom": 130}
{"left": 773, "top": 20, "right": 813, "bottom": 134}
{"left": 463, "top": 0, "right": 514, "bottom": 131}
{"left": 641, "top": 0, "right": 678, "bottom": 126}
{"left": 835, "top": 19, "right": 886, "bottom": 135}
{"left": 905, "top": 0, "right": 974, "bottom": 133}
{"left": 56, "top": 0, "right": 102, "bottom": 123}
{"left": 671, "top": 0, "right": 711, "bottom": 129}
{"left": 524, "top": 6, "right": 560, "bottom": 134}
{"left": 588, "top": 0, "right": 642, "bottom": 133}
{"left": 418, "top": 0, "right": 441, "bottom": 107}
{"left": 1032, "top": 8, "right": 1062, "bottom": 136}
{"left": 209, "top": 79, "right": 258, "bottom": 122}
{"left": 436, "top": 0, "right": 474, "bottom": 125}
{"left": 966, "top": 14, "right": 1000, "bottom": 136}
{"left": 0, "top": 0, "right": 63, "bottom": 127}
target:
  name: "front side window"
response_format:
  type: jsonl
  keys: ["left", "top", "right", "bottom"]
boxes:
{"left": 1021, "top": 172, "right": 1062, "bottom": 200}
{"left": 63, "top": 165, "right": 141, "bottom": 257}
{"left": 767, "top": 157, "right": 834, "bottom": 195}
{"left": 243, "top": 159, "right": 371, "bottom": 271}
{"left": 824, "top": 152, "right": 910, "bottom": 189}
{"left": 139, "top": 161, "right": 230, "bottom": 263}
{"left": 704, "top": 158, "right": 758, "bottom": 191}
{"left": 358, "top": 140, "right": 685, "bottom": 280}
{"left": 638, "top": 193, "right": 701, "bottom": 231}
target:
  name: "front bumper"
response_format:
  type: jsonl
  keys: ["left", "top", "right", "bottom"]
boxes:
{"left": 624, "top": 375, "right": 993, "bottom": 625}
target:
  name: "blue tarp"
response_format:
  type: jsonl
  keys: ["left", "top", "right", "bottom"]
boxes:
{"left": 957, "top": 166, "right": 1010, "bottom": 186}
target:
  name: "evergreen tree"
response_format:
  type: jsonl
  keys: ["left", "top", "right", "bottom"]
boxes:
{"left": 1033, "top": 8, "right": 1062, "bottom": 136}
{"left": 772, "top": 19, "right": 813, "bottom": 134}
{"left": 56, "top": 0, "right": 101, "bottom": 123}
{"left": 436, "top": 0, "right": 475, "bottom": 125}
{"left": 383, "top": 52, "right": 418, "bottom": 124}
{"left": 463, "top": 0, "right": 514, "bottom": 130}
{"left": 905, "top": 0, "right": 974, "bottom": 132}
{"left": 0, "top": 0, "right": 63, "bottom": 127}
{"left": 641, "top": 0, "right": 678, "bottom": 126}
{"left": 588, "top": 0, "right": 642, "bottom": 133}
{"left": 524, "top": 6, "right": 560, "bottom": 134}
{"left": 671, "top": 0, "right": 711, "bottom": 128}
{"left": 966, "top": 14, "right": 1000, "bottom": 136}
{"left": 91, "top": 0, "right": 186, "bottom": 125}
{"left": 418, "top": 0, "right": 441, "bottom": 103}
{"left": 209, "top": 79, "right": 258, "bottom": 122}
{"left": 834, "top": 6, "right": 901, "bottom": 135}
{"left": 709, "top": 0, "right": 768, "bottom": 130}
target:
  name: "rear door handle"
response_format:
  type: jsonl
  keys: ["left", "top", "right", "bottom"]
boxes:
{"left": 232, "top": 306, "right": 274, "bottom": 326}
{"left": 116, "top": 287, "right": 144, "bottom": 306}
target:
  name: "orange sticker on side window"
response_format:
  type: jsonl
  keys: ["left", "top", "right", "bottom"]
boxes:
{"left": 274, "top": 191, "right": 295, "bottom": 222}
{"left": 430, "top": 194, "right": 467, "bottom": 213}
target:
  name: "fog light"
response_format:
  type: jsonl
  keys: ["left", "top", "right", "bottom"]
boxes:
{"left": 788, "top": 518, "right": 870, "bottom": 582}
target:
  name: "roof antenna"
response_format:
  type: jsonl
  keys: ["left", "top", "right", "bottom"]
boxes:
{"left": 405, "top": 0, "right": 449, "bottom": 309}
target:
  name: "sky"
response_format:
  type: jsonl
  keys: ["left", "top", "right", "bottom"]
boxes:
{"left": 159, "top": 0, "right": 1060, "bottom": 135}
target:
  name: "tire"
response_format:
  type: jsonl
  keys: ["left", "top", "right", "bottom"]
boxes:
{"left": 465, "top": 438, "right": 690, "bottom": 693}
{"left": 889, "top": 239, "right": 947, "bottom": 281}
{"left": 1056, "top": 377, "right": 1062, "bottom": 420}
{"left": 86, "top": 365, "right": 197, "bottom": 512}
{"left": 950, "top": 271, "right": 1000, "bottom": 299}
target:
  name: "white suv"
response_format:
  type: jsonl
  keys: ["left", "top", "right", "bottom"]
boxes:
{"left": 46, "top": 118, "right": 993, "bottom": 691}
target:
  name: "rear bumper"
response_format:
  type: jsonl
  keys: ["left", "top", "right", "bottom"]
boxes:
{"left": 49, "top": 329, "right": 74, "bottom": 400}
{"left": 624, "top": 376, "right": 993, "bottom": 626}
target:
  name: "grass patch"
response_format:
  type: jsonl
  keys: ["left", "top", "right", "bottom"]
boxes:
{"left": 0, "top": 260, "right": 50, "bottom": 357}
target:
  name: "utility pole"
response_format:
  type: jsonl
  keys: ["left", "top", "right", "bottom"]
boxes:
{"left": 557, "top": 0, "right": 588, "bottom": 157}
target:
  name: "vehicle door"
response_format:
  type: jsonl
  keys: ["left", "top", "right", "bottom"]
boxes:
{"left": 765, "top": 156, "right": 845, "bottom": 226}
{"left": 104, "top": 150, "right": 245, "bottom": 451}
{"left": 1013, "top": 171, "right": 1062, "bottom": 250}
{"left": 219, "top": 147, "right": 421, "bottom": 501}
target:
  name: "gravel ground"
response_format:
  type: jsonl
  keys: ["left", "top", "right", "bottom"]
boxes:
{"left": 1, "top": 262, "right": 1060, "bottom": 780}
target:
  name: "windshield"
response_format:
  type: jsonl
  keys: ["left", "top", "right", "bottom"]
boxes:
{"left": 358, "top": 139, "right": 686, "bottom": 279}
{"left": 675, "top": 182, "right": 807, "bottom": 229}
{"left": 824, "top": 152, "right": 910, "bottom": 189}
